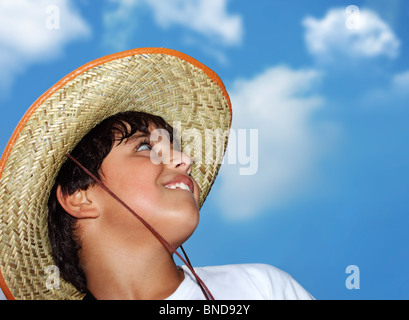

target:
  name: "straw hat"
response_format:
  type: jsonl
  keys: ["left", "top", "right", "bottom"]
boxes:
{"left": 0, "top": 48, "right": 231, "bottom": 300}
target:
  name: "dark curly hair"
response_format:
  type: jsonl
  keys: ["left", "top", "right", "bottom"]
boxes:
{"left": 47, "top": 111, "right": 174, "bottom": 292}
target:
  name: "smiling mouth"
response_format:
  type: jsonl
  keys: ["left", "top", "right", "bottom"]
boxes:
{"left": 164, "top": 182, "right": 192, "bottom": 193}
{"left": 163, "top": 175, "right": 194, "bottom": 194}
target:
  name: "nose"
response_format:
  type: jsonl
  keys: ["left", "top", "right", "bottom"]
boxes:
{"left": 168, "top": 148, "right": 193, "bottom": 175}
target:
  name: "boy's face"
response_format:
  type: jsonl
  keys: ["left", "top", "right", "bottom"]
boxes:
{"left": 87, "top": 124, "right": 200, "bottom": 249}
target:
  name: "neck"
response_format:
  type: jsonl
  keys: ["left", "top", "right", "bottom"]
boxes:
{"left": 81, "top": 239, "right": 184, "bottom": 300}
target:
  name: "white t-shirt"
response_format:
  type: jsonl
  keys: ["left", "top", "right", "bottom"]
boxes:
{"left": 166, "top": 263, "right": 314, "bottom": 300}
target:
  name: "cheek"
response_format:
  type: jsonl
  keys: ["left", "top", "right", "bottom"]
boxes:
{"left": 101, "top": 159, "right": 164, "bottom": 208}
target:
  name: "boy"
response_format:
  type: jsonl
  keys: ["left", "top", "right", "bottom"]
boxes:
{"left": 48, "top": 110, "right": 203, "bottom": 299}
{"left": 0, "top": 48, "right": 313, "bottom": 300}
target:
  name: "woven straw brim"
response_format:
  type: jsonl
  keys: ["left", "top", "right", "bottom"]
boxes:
{"left": 0, "top": 48, "right": 231, "bottom": 300}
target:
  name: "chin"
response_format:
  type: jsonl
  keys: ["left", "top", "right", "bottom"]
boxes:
{"left": 161, "top": 206, "right": 200, "bottom": 248}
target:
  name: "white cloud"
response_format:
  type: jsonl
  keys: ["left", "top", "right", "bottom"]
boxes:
{"left": 146, "top": 0, "right": 242, "bottom": 46}
{"left": 102, "top": 0, "right": 243, "bottom": 50}
{"left": 0, "top": 0, "right": 90, "bottom": 91}
{"left": 215, "top": 66, "right": 337, "bottom": 220}
{"left": 302, "top": 7, "right": 400, "bottom": 61}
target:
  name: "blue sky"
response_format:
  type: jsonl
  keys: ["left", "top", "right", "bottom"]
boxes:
{"left": 1, "top": 0, "right": 409, "bottom": 299}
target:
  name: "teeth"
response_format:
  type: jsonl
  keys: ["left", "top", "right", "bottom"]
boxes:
{"left": 178, "top": 183, "right": 190, "bottom": 191}
{"left": 165, "top": 182, "right": 191, "bottom": 192}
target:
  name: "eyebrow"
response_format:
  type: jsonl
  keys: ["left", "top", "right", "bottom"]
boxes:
{"left": 113, "top": 131, "right": 151, "bottom": 148}
{"left": 119, "top": 126, "right": 174, "bottom": 148}
{"left": 123, "top": 132, "right": 150, "bottom": 143}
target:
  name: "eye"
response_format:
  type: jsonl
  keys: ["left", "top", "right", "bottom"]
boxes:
{"left": 136, "top": 143, "right": 152, "bottom": 152}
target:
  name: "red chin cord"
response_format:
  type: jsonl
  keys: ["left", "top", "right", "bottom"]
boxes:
{"left": 66, "top": 154, "right": 214, "bottom": 300}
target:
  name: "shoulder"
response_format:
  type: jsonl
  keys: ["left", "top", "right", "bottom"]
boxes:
{"left": 197, "top": 263, "right": 290, "bottom": 282}
{"left": 197, "top": 263, "right": 288, "bottom": 282}
{"left": 191, "top": 264, "right": 314, "bottom": 300}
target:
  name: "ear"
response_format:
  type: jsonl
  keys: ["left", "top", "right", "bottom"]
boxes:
{"left": 56, "top": 185, "right": 99, "bottom": 219}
